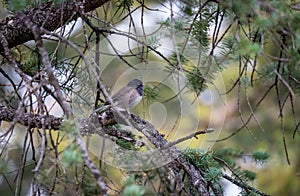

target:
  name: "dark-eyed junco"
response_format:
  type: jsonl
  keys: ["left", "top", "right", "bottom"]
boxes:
{"left": 111, "top": 79, "right": 144, "bottom": 109}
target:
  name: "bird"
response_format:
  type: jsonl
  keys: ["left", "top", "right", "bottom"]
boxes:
{"left": 110, "top": 79, "right": 144, "bottom": 109}
{"left": 95, "top": 79, "right": 144, "bottom": 126}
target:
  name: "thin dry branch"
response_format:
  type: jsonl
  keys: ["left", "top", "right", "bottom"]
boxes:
{"left": 223, "top": 174, "right": 269, "bottom": 196}
{"left": 162, "top": 128, "right": 214, "bottom": 149}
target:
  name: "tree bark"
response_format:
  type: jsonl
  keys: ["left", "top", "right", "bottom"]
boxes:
{"left": 0, "top": 0, "right": 110, "bottom": 53}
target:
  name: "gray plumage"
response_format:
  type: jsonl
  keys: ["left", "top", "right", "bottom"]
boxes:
{"left": 112, "top": 79, "right": 144, "bottom": 109}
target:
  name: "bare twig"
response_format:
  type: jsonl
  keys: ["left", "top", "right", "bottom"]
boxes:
{"left": 274, "top": 69, "right": 295, "bottom": 97}
{"left": 162, "top": 129, "right": 214, "bottom": 149}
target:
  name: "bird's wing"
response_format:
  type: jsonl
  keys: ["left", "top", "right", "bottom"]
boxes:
{"left": 111, "top": 86, "right": 134, "bottom": 106}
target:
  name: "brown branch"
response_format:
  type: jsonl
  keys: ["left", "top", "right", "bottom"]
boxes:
{"left": 0, "top": 0, "right": 111, "bottom": 53}
{"left": 75, "top": 134, "right": 107, "bottom": 193}
{"left": 0, "top": 106, "right": 63, "bottom": 130}
{"left": 161, "top": 128, "right": 214, "bottom": 149}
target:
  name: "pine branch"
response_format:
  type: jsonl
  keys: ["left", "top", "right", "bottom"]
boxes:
{"left": 0, "top": 106, "right": 211, "bottom": 195}
{"left": 130, "top": 113, "right": 210, "bottom": 195}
